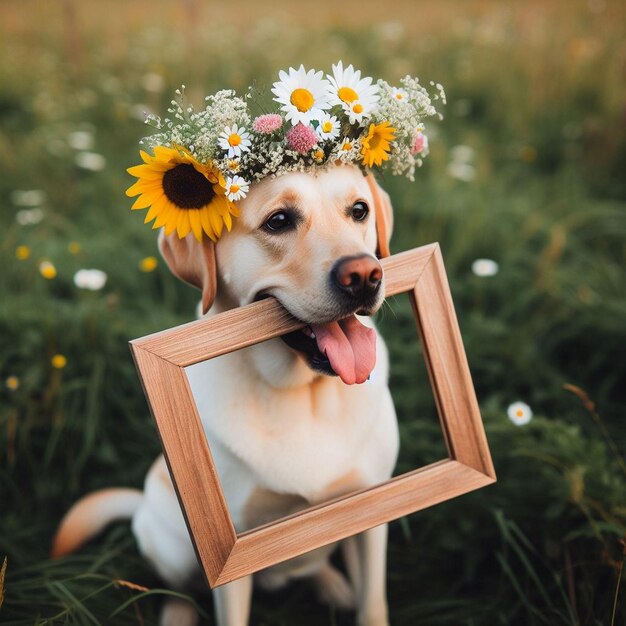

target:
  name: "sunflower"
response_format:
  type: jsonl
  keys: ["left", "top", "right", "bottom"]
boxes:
{"left": 361, "top": 121, "right": 396, "bottom": 168}
{"left": 126, "top": 146, "right": 239, "bottom": 242}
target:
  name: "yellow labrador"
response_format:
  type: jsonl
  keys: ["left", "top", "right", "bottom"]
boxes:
{"left": 53, "top": 164, "right": 399, "bottom": 626}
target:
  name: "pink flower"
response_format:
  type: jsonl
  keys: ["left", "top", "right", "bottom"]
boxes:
{"left": 286, "top": 123, "right": 318, "bottom": 153}
{"left": 410, "top": 132, "right": 428, "bottom": 156}
{"left": 252, "top": 114, "right": 283, "bottom": 134}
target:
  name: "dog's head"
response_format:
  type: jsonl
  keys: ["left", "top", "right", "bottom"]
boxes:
{"left": 159, "top": 164, "right": 393, "bottom": 385}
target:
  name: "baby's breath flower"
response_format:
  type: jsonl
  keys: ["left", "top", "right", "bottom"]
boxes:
{"left": 130, "top": 64, "right": 444, "bottom": 239}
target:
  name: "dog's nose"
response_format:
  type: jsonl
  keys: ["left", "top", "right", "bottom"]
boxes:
{"left": 331, "top": 255, "right": 383, "bottom": 299}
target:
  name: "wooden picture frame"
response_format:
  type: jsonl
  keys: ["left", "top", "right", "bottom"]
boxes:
{"left": 130, "top": 243, "right": 496, "bottom": 588}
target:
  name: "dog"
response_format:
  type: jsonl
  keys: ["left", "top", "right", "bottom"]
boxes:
{"left": 52, "top": 164, "right": 399, "bottom": 626}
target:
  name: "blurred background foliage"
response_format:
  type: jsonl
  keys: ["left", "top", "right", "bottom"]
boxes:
{"left": 0, "top": 0, "right": 624, "bottom": 624}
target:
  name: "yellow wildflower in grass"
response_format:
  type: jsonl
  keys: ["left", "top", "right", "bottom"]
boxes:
{"left": 51, "top": 354, "right": 67, "bottom": 369}
{"left": 361, "top": 121, "right": 396, "bottom": 168}
{"left": 15, "top": 245, "right": 31, "bottom": 260}
{"left": 140, "top": 256, "right": 158, "bottom": 272}
{"left": 39, "top": 260, "right": 57, "bottom": 279}
{"left": 126, "top": 146, "right": 239, "bottom": 242}
{"left": 6, "top": 376, "right": 20, "bottom": 390}
{"left": 68, "top": 241, "right": 82, "bottom": 254}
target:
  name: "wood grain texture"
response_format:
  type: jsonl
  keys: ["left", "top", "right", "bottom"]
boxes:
{"left": 130, "top": 245, "right": 436, "bottom": 368}
{"left": 129, "top": 346, "right": 237, "bottom": 584}
{"left": 129, "top": 242, "right": 496, "bottom": 588}
{"left": 215, "top": 460, "right": 494, "bottom": 585}
{"left": 412, "top": 246, "right": 496, "bottom": 478}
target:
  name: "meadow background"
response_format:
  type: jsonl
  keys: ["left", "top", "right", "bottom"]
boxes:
{"left": 1, "top": 0, "right": 625, "bottom": 624}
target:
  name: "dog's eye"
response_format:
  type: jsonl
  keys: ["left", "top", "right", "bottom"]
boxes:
{"left": 351, "top": 201, "right": 369, "bottom": 222}
{"left": 264, "top": 211, "right": 292, "bottom": 232}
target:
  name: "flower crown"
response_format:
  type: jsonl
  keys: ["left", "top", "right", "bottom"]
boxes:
{"left": 126, "top": 62, "right": 445, "bottom": 242}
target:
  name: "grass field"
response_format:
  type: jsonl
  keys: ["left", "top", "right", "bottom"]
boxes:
{"left": 1, "top": 1, "right": 625, "bottom": 624}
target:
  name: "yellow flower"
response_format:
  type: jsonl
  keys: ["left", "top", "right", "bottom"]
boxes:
{"left": 39, "top": 260, "right": 57, "bottom": 279}
{"left": 68, "top": 241, "right": 81, "bottom": 254}
{"left": 51, "top": 354, "right": 67, "bottom": 369}
{"left": 139, "top": 256, "right": 158, "bottom": 272}
{"left": 16, "top": 245, "right": 31, "bottom": 260}
{"left": 126, "top": 146, "right": 239, "bottom": 242}
{"left": 6, "top": 376, "right": 19, "bottom": 390}
{"left": 361, "top": 121, "right": 396, "bottom": 168}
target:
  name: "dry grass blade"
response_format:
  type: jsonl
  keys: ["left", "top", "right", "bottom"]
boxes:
{"left": 563, "top": 384, "right": 626, "bottom": 477}
{"left": 0, "top": 557, "right": 6, "bottom": 609}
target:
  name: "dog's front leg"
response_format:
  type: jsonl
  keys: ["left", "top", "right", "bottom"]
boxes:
{"left": 356, "top": 524, "right": 390, "bottom": 626}
{"left": 213, "top": 575, "right": 253, "bottom": 626}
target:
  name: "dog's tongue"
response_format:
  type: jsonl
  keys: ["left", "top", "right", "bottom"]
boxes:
{"left": 312, "top": 315, "right": 376, "bottom": 385}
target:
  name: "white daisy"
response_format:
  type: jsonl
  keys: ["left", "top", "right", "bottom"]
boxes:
{"left": 326, "top": 61, "right": 379, "bottom": 121}
{"left": 225, "top": 175, "right": 250, "bottom": 201}
{"left": 218, "top": 124, "right": 252, "bottom": 158}
{"left": 345, "top": 99, "right": 368, "bottom": 125}
{"left": 316, "top": 115, "right": 340, "bottom": 141}
{"left": 272, "top": 65, "right": 331, "bottom": 126}
{"left": 390, "top": 87, "right": 409, "bottom": 103}
{"left": 334, "top": 136, "right": 362, "bottom": 163}
{"left": 507, "top": 401, "right": 533, "bottom": 426}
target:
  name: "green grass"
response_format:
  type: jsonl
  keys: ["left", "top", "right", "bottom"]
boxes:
{"left": 1, "top": 1, "right": 624, "bottom": 624}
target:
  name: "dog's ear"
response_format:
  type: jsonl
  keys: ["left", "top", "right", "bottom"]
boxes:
{"left": 158, "top": 230, "right": 217, "bottom": 314}
{"left": 366, "top": 173, "right": 394, "bottom": 258}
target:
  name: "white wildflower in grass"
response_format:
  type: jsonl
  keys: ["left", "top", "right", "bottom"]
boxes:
{"left": 272, "top": 65, "right": 331, "bottom": 126}
{"left": 316, "top": 114, "right": 340, "bottom": 141}
{"left": 472, "top": 258, "right": 499, "bottom": 277}
{"left": 16, "top": 208, "right": 44, "bottom": 225}
{"left": 451, "top": 144, "right": 475, "bottom": 163}
{"left": 507, "top": 401, "right": 533, "bottom": 426}
{"left": 67, "top": 130, "right": 94, "bottom": 151}
{"left": 326, "top": 61, "right": 379, "bottom": 123}
{"left": 73, "top": 269, "right": 107, "bottom": 291}
{"left": 11, "top": 190, "right": 46, "bottom": 207}
{"left": 218, "top": 123, "right": 252, "bottom": 158}
{"left": 225, "top": 176, "right": 249, "bottom": 201}
{"left": 75, "top": 152, "right": 106, "bottom": 171}
{"left": 447, "top": 161, "right": 476, "bottom": 182}
{"left": 141, "top": 72, "right": 165, "bottom": 93}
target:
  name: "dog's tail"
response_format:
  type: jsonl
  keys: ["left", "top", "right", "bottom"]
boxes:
{"left": 51, "top": 487, "right": 143, "bottom": 559}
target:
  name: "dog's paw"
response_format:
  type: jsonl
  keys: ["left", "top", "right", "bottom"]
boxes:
{"left": 314, "top": 563, "right": 356, "bottom": 610}
{"left": 159, "top": 597, "right": 198, "bottom": 626}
